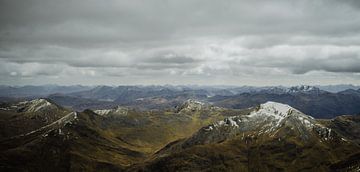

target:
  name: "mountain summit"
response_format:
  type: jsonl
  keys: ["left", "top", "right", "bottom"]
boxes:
{"left": 0, "top": 98, "right": 58, "bottom": 113}
{"left": 286, "top": 85, "right": 322, "bottom": 94}
{"left": 182, "top": 101, "right": 333, "bottom": 146}
{"left": 17, "top": 99, "right": 56, "bottom": 112}
{"left": 176, "top": 99, "right": 220, "bottom": 113}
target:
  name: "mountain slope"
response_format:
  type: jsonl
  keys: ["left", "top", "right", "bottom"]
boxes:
{"left": 90, "top": 100, "right": 250, "bottom": 154}
{"left": 0, "top": 99, "right": 250, "bottom": 171}
{"left": 1, "top": 99, "right": 359, "bottom": 171}
{"left": 0, "top": 99, "right": 71, "bottom": 140}
{"left": 0, "top": 110, "right": 145, "bottom": 171}
{"left": 136, "top": 102, "right": 360, "bottom": 171}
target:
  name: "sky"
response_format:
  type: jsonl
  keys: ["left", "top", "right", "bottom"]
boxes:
{"left": 1, "top": 0, "right": 360, "bottom": 86}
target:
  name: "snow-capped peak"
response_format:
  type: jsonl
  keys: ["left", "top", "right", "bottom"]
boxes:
{"left": 249, "top": 101, "right": 297, "bottom": 119}
{"left": 183, "top": 102, "right": 338, "bottom": 150}
{"left": 208, "top": 101, "right": 318, "bottom": 135}
{"left": 94, "top": 109, "right": 112, "bottom": 116}
{"left": 287, "top": 85, "right": 320, "bottom": 93}
{"left": 177, "top": 99, "right": 207, "bottom": 112}
{"left": 94, "top": 106, "right": 128, "bottom": 116}
{"left": 18, "top": 98, "right": 54, "bottom": 112}
{"left": 185, "top": 99, "right": 205, "bottom": 106}
{"left": 187, "top": 102, "right": 334, "bottom": 146}
{"left": 254, "top": 85, "right": 323, "bottom": 95}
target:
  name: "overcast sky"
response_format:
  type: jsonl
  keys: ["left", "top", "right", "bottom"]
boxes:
{"left": 1, "top": 0, "right": 360, "bottom": 86}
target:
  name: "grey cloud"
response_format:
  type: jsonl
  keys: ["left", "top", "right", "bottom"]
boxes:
{"left": 0, "top": 62, "right": 65, "bottom": 77}
{"left": 2, "top": 0, "right": 360, "bottom": 47}
{"left": 309, "top": 53, "right": 360, "bottom": 73}
{"left": 134, "top": 63, "right": 197, "bottom": 71}
{"left": 144, "top": 55, "right": 198, "bottom": 64}
{"left": 1, "top": 0, "right": 360, "bottom": 85}
{"left": 343, "top": 0, "right": 360, "bottom": 8}
{"left": 293, "top": 53, "right": 360, "bottom": 74}
{"left": 237, "top": 48, "right": 360, "bottom": 74}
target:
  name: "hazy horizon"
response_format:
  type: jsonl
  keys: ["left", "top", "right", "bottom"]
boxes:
{"left": 1, "top": 83, "right": 360, "bottom": 88}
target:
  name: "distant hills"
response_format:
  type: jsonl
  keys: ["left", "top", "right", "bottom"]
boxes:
{"left": 1, "top": 85, "right": 360, "bottom": 118}
{"left": 209, "top": 87, "right": 360, "bottom": 119}
{"left": 1, "top": 84, "right": 359, "bottom": 98}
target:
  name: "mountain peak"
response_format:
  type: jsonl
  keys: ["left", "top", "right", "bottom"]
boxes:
{"left": 17, "top": 98, "right": 55, "bottom": 112}
{"left": 94, "top": 106, "right": 128, "bottom": 116}
{"left": 287, "top": 85, "right": 321, "bottom": 93}
{"left": 183, "top": 102, "right": 334, "bottom": 146}
{"left": 177, "top": 99, "right": 208, "bottom": 112}
{"left": 254, "top": 101, "right": 295, "bottom": 118}
{"left": 214, "top": 101, "right": 308, "bottom": 130}
{"left": 255, "top": 85, "right": 323, "bottom": 95}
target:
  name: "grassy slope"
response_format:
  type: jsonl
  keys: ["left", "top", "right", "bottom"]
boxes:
{"left": 0, "top": 106, "right": 250, "bottom": 171}
{"left": 135, "top": 118, "right": 360, "bottom": 172}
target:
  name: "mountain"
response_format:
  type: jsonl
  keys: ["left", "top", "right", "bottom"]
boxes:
{"left": 52, "top": 86, "right": 213, "bottom": 111}
{"left": 175, "top": 99, "right": 222, "bottom": 113}
{"left": 87, "top": 100, "right": 249, "bottom": 155}
{"left": 49, "top": 85, "right": 360, "bottom": 119}
{"left": 255, "top": 85, "right": 324, "bottom": 95}
{"left": 338, "top": 89, "right": 360, "bottom": 96}
{"left": 169, "top": 102, "right": 338, "bottom": 147}
{"left": 1, "top": 85, "right": 356, "bottom": 119}
{"left": 0, "top": 98, "right": 71, "bottom": 140}
{"left": 286, "top": 85, "right": 324, "bottom": 94}
{"left": 317, "top": 84, "right": 360, "bottom": 93}
{"left": 0, "top": 109, "right": 145, "bottom": 171}
{"left": 1, "top": 99, "right": 359, "bottom": 171}
{"left": 0, "top": 99, "right": 250, "bottom": 171}
{"left": 136, "top": 102, "right": 360, "bottom": 171}
{"left": 209, "top": 87, "right": 360, "bottom": 119}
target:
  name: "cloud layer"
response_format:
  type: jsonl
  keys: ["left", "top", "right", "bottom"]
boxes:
{"left": 0, "top": 0, "right": 360, "bottom": 86}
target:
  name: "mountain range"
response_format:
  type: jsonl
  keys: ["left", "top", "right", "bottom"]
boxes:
{"left": 1, "top": 85, "right": 360, "bottom": 119}
{"left": 136, "top": 102, "right": 360, "bottom": 171}
{"left": 0, "top": 98, "right": 359, "bottom": 171}
{"left": 209, "top": 87, "right": 360, "bottom": 119}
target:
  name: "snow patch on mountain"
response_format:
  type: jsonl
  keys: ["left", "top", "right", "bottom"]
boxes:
{"left": 256, "top": 85, "right": 324, "bottom": 95}
{"left": 16, "top": 99, "right": 54, "bottom": 112}
{"left": 179, "top": 99, "right": 205, "bottom": 111}
{"left": 249, "top": 101, "right": 294, "bottom": 119}
{"left": 214, "top": 117, "right": 239, "bottom": 128}
{"left": 286, "top": 85, "right": 321, "bottom": 94}
{"left": 212, "top": 101, "right": 308, "bottom": 131}
{"left": 94, "top": 106, "right": 128, "bottom": 116}
{"left": 11, "top": 112, "right": 78, "bottom": 139}
{"left": 94, "top": 109, "right": 112, "bottom": 116}
{"left": 193, "top": 101, "right": 337, "bottom": 146}
{"left": 177, "top": 99, "right": 220, "bottom": 113}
